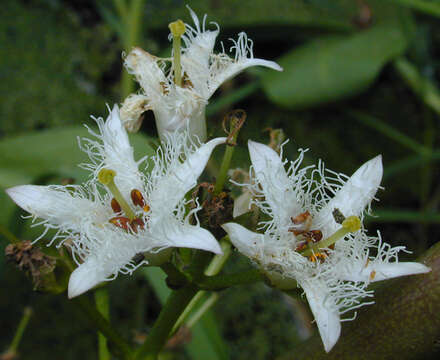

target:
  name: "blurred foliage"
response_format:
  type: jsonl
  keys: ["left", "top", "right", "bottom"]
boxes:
{"left": 1, "top": 0, "right": 440, "bottom": 359}
{"left": 0, "top": 0, "right": 117, "bottom": 135}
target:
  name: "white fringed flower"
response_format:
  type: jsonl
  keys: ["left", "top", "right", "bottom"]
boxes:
{"left": 222, "top": 140, "right": 430, "bottom": 352}
{"left": 120, "top": 7, "right": 282, "bottom": 141}
{"left": 7, "top": 105, "right": 225, "bottom": 298}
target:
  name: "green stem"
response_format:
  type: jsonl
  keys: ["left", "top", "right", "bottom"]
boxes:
{"left": 0, "top": 224, "right": 20, "bottom": 244}
{"left": 346, "top": 109, "right": 429, "bottom": 156}
{"left": 172, "top": 240, "right": 231, "bottom": 332}
{"left": 186, "top": 293, "right": 219, "bottom": 328}
{"left": 385, "top": 0, "right": 440, "bottom": 17}
{"left": 120, "top": 0, "right": 145, "bottom": 99}
{"left": 134, "top": 285, "right": 198, "bottom": 359}
{"left": 205, "top": 239, "right": 232, "bottom": 276}
{"left": 74, "top": 296, "right": 133, "bottom": 359}
{"left": 214, "top": 144, "right": 236, "bottom": 194}
{"left": 95, "top": 288, "right": 111, "bottom": 360}
{"left": 113, "top": 0, "right": 128, "bottom": 19}
{"left": 8, "top": 307, "right": 32, "bottom": 354}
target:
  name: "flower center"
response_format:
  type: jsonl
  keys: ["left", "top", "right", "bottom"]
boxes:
{"left": 289, "top": 210, "right": 361, "bottom": 262}
{"left": 98, "top": 169, "right": 150, "bottom": 233}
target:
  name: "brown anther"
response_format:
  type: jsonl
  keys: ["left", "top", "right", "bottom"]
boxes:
{"left": 369, "top": 270, "right": 376, "bottom": 281}
{"left": 304, "top": 230, "right": 323, "bottom": 243}
{"left": 290, "top": 229, "right": 305, "bottom": 236}
{"left": 110, "top": 216, "right": 145, "bottom": 233}
{"left": 294, "top": 241, "right": 307, "bottom": 252}
{"left": 131, "top": 189, "right": 146, "bottom": 208}
{"left": 130, "top": 218, "right": 145, "bottom": 233}
{"left": 111, "top": 198, "right": 122, "bottom": 213}
{"left": 110, "top": 216, "right": 131, "bottom": 231}
{"left": 291, "top": 211, "right": 311, "bottom": 225}
{"left": 143, "top": 204, "right": 151, "bottom": 213}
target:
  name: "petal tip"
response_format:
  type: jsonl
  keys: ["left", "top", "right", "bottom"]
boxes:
{"left": 68, "top": 264, "right": 102, "bottom": 299}
{"left": 6, "top": 185, "right": 43, "bottom": 213}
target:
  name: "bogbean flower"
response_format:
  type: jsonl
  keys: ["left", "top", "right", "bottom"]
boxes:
{"left": 7, "top": 105, "right": 225, "bottom": 298}
{"left": 222, "top": 141, "right": 430, "bottom": 352}
{"left": 120, "top": 7, "right": 282, "bottom": 141}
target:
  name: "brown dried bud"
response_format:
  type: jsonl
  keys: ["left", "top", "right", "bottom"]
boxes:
{"left": 5, "top": 241, "right": 56, "bottom": 291}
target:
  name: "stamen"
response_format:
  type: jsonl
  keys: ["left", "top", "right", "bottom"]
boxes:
{"left": 98, "top": 169, "right": 136, "bottom": 220}
{"left": 169, "top": 19, "right": 185, "bottom": 87}
{"left": 109, "top": 216, "right": 145, "bottom": 234}
{"left": 291, "top": 211, "right": 311, "bottom": 225}
{"left": 299, "top": 216, "right": 361, "bottom": 257}
{"left": 131, "top": 189, "right": 145, "bottom": 207}
{"left": 111, "top": 198, "right": 122, "bottom": 213}
{"left": 130, "top": 189, "right": 150, "bottom": 212}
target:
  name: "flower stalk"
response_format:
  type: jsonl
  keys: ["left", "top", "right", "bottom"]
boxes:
{"left": 134, "top": 285, "right": 198, "bottom": 360}
{"left": 74, "top": 296, "right": 133, "bottom": 359}
{"left": 6, "top": 307, "right": 33, "bottom": 356}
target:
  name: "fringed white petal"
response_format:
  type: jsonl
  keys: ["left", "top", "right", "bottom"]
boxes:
{"left": 318, "top": 155, "right": 383, "bottom": 233}
{"left": 124, "top": 48, "right": 167, "bottom": 104}
{"left": 342, "top": 260, "right": 431, "bottom": 283}
{"left": 155, "top": 222, "right": 222, "bottom": 254}
{"left": 98, "top": 105, "right": 145, "bottom": 195}
{"left": 222, "top": 222, "right": 263, "bottom": 259}
{"left": 181, "top": 7, "right": 219, "bottom": 99}
{"left": 150, "top": 137, "right": 226, "bottom": 214}
{"left": 301, "top": 280, "right": 341, "bottom": 353}
{"left": 6, "top": 185, "right": 104, "bottom": 233}
{"left": 248, "top": 140, "right": 299, "bottom": 224}
{"left": 208, "top": 57, "right": 282, "bottom": 98}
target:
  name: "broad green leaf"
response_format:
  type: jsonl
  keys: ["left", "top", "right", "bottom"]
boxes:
{"left": 261, "top": 18, "right": 411, "bottom": 109}
{"left": 142, "top": 268, "right": 228, "bottom": 360}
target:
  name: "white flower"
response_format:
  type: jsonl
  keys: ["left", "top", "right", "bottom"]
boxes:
{"left": 120, "top": 7, "right": 282, "bottom": 141}
{"left": 222, "top": 140, "right": 430, "bottom": 352}
{"left": 6, "top": 105, "right": 225, "bottom": 298}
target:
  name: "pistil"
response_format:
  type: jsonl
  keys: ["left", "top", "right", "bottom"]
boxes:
{"left": 299, "top": 216, "right": 361, "bottom": 257}
{"left": 98, "top": 169, "right": 136, "bottom": 221}
{"left": 168, "top": 19, "right": 185, "bottom": 87}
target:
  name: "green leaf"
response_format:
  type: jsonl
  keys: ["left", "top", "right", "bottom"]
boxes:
{"left": 141, "top": 268, "right": 228, "bottom": 360}
{"left": 261, "top": 18, "right": 411, "bottom": 109}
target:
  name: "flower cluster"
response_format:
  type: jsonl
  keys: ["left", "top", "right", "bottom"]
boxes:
{"left": 223, "top": 141, "right": 430, "bottom": 352}
{"left": 7, "top": 106, "right": 225, "bottom": 298}
{"left": 120, "top": 7, "right": 282, "bottom": 141}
